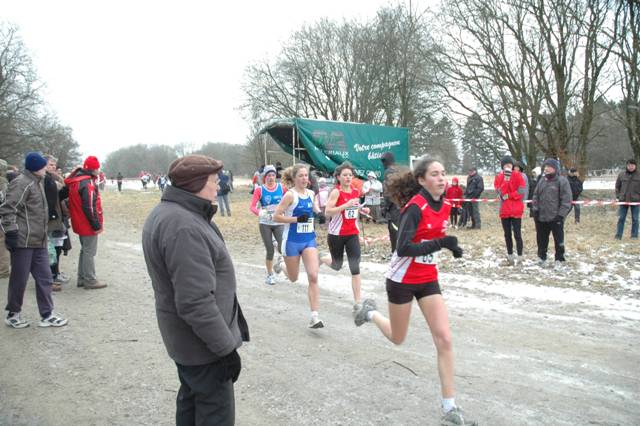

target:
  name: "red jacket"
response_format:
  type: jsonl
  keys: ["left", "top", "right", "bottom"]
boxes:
{"left": 64, "top": 170, "right": 103, "bottom": 236}
{"left": 445, "top": 185, "right": 464, "bottom": 208}
{"left": 494, "top": 170, "right": 525, "bottom": 218}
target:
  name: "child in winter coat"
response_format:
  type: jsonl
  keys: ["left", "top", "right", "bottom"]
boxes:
{"left": 445, "top": 177, "right": 464, "bottom": 228}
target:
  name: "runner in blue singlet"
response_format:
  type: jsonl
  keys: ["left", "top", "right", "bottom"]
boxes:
{"left": 273, "top": 164, "right": 323, "bottom": 329}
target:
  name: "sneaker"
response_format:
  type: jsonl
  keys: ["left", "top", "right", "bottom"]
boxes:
{"left": 52, "top": 283, "right": 62, "bottom": 292}
{"left": 352, "top": 303, "right": 362, "bottom": 319}
{"left": 354, "top": 298, "right": 377, "bottom": 327}
{"left": 83, "top": 281, "right": 107, "bottom": 290}
{"left": 441, "top": 407, "right": 477, "bottom": 426}
{"left": 273, "top": 255, "right": 283, "bottom": 274}
{"left": 507, "top": 254, "right": 515, "bottom": 266}
{"left": 536, "top": 258, "right": 547, "bottom": 268}
{"left": 554, "top": 260, "right": 566, "bottom": 271}
{"left": 5, "top": 311, "right": 29, "bottom": 329}
{"left": 76, "top": 279, "right": 85, "bottom": 288}
{"left": 265, "top": 274, "right": 276, "bottom": 285}
{"left": 55, "top": 272, "right": 70, "bottom": 283}
{"left": 38, "top": 313, "right": 68, "bottom": 327}
{"left": 614, "top": 235, "right": 622, "bottom": 240}
{"left": 308, "top": 316, "right": 324, "bottom": 329}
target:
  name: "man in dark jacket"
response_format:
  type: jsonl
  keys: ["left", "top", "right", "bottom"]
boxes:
{"left": 464, "top": 167, "right": 484, "bottom": 229}
{"left": 567, "top": 168, "right": 583, "bottom": 224}
{"left": 532, "top": 159, "right": 572, "bottom": 268}
{"left": 381, "top": 152, "right": 400, "bottom": 253}
{"left": 116, "top": 172, "right": 123, "bottom": 192}
{"left": 615, "top": 159, "right": 640, "bottom": 239}
{"left": 64, "top": 156, "right": 105, "bottom": 289}
{"left": 0, "top": 152, "right": 68, "bottom": 328}
{"left": 142, "top": 155, "right": 249, "bottom": 426}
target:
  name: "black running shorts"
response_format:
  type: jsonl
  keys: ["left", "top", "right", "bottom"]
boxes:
{"left": 385, "top": 278, "right": 441, "bottom": 304}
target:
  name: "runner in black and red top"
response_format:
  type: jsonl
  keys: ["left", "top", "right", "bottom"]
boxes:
{"left": 353, "top": 159, "right": 477, "bottom": 426}
{"left": 320, "top": 162, "right": 370, "bottom": 314}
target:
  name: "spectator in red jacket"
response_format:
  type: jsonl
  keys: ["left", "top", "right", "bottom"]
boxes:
{"left": 494, "top": 156, "right": 527, "bottom": 266}
{"left": 64, "top": 156, "right": 105, "bottom": 289}
{"left": 445, "top": 177, "right": 464, "bottom": 228}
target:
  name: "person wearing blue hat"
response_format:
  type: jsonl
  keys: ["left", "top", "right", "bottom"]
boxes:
{"left": 0, "top": 152, "right": 68, "bottom": 328}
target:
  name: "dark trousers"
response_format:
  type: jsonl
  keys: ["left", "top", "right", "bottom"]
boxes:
{"left": 470, "top": 202, "right": 481, "bottom": 229}
{"left": 117, "top": 182, "right": 122, "bottom": 192}
{"left": 501, "top": 218, "right": 523, "bottom": 256}
{"left": 5, "top": 248, "right": 54, "bottom": 318}
{"left": 573, "top": 204, "right": 581, "bottom": 223}
{"left": 449, "top": 208, "right": 460, "bottom": 227}
{"left": 536, "top": 219, "right": 565, "bottom": 261}
{"left": 460, "top": 202, "right": 471, "bottom": 227}
{"left": 175, "top": 361, "right": 235, "bottom": 426}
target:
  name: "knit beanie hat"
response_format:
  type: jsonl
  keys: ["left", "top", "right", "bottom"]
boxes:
{"left": 262, "top": 165, "right": 277, "bottom": 177}
{"left": 500, "top": 156, "right": 514, "bottom": 169}
{"left": 83, "top": 156, "right": 100, "bottom": 170}
{"left": 25, "top": 152, "right": 47, "bottom": 172}
{"left": 542, "top": 158, "right": 560, "bottom": 172}
{"left": 168, "top": 154, "right": 223, "bottom": 193}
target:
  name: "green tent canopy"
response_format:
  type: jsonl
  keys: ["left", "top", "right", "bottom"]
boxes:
{"left": 258, "top": 118, "right": 409, "bottom": 178}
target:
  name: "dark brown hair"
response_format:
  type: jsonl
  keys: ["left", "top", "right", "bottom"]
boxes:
{"left": 333, "top": 161, "right": 355, "bottom": 179}
{"left": 386, "top": 158, "right": 439, "bottom": 207}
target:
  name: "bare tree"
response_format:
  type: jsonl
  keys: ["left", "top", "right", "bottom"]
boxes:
{"left": 612, "top": 0, "right": 640, "bottom": 161}
{"left": 0, "top": 23, "right": 44, "bottom": 161}
{"left": 241, "top": 4, "right": 442, "bottom": 138}
{"left": 437, "top": 0, "right": 616, "bottom": 174}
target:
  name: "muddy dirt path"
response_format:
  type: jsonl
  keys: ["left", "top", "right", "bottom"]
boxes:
{"left": 1, "top": 209, "right": 638, "bottom": 425}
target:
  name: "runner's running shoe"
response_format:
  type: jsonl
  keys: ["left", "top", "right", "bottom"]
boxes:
{"left": 441, "top": 407, "right": 477, "bottom": 425}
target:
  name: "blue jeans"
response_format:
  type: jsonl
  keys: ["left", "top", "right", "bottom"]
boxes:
{"left": 616, "top": 205, "right": 639, "bottom": 238}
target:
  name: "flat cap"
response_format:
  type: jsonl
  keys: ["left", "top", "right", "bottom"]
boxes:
{"left": 168, "top": 154, "right": 223, "bottom": 193}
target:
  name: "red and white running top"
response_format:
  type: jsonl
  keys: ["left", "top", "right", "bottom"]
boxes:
{"left": 385, "top": 192, "right": 451, "bottom": 284}
{"left": 328, "top": 186, "right": 361, "bottom": 236}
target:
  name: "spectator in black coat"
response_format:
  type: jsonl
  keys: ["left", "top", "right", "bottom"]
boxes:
{"left": 567, "top": 168, "right": 583, "bottom": 224}
{"left": 464, "top": 167, "right": 484, "bottom": 229}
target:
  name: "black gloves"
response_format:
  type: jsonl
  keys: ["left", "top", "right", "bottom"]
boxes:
{"left": 296, "top": 214, "right": 309, "bottom": 223}
{"left": 439, "top": 236, "right": 458, "bottom": 251}
{"left": 91, "top": 221, "right": 102, "bottom": 231}
{"left": 439, "top": 235, "right": 464, "bottom": 258}
{"left": 4, "top": 231, "right": 18, "bottom": 252}
{"left": 222, "top": 349, "right": 242, "bottom": 383}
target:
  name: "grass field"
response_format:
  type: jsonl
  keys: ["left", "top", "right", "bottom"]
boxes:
{"left": 103, "top": 186, "right": 640, "bottom": 299}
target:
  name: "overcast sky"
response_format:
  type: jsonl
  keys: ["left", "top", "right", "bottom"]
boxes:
{"left": 2, "top": 0, "right": 436, "bottom": 161}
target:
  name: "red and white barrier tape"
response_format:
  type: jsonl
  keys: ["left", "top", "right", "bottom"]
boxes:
{"left": 448, "top": 198, "right": 640, "bottom": 206}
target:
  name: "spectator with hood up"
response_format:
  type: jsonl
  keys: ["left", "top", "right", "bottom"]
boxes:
{"left": 531, "top": 158, "right": 572, "bottom": 268}
{"left": 494, "top": 156, "right": 527, "bottom": 266}
{"left": 65, "top": 156, "right": 105, "bottom": 289}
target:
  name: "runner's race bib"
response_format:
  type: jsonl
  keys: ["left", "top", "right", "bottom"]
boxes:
{"left": 415, "top": 240, "right": 438, "bottom": 265}
{"left": 344, "top": 207, "right": 359, "bottom": 220}
{"left": 296, "top": 217, "right": 314, "bottom": 233}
